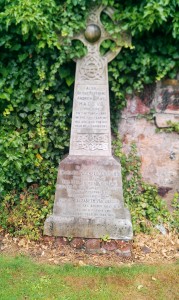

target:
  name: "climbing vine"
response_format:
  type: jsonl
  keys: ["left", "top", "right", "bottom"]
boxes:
{"left": 155, "top": 121, "right": 179, "bottom": 133}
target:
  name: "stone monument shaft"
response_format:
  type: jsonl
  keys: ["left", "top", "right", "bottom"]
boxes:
{"left": 70, "top": 44, "right": 111, "bottom": 156}
{"left": 44, "top": 6, "right": 133, "bottom": 240}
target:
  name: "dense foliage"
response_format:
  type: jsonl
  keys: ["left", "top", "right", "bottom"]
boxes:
{"left": 0, "top": 0, "right": 178, "bottom": 238}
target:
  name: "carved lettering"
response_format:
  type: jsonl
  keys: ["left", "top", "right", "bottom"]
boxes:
{"left": 56, "top": 164, "right": 123, "bottom": 219}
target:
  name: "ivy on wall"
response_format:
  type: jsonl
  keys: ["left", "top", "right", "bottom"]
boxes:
{"left": 113, "top": 137, "right": 178, "bottom": 234}
{"left": 0, "top": 0, "right": 178, "bottom": 238}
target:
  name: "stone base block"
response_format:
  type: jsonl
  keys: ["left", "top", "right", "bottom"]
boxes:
{"left": 44, "top": 212, "right": 132, "bottom": 240}
{"left": 44, "top": 155, "right": 133, "bottom": 240}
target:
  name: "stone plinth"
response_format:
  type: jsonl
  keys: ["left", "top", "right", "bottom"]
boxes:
{"left": 44, "top": 155, "right": 132, "bottom": 240}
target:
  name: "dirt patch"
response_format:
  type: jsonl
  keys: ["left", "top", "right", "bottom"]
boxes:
{"left": 0, "top": 232, "right": 178, "bottom": 267}
{"left": 63, "top": 276, "right": 97, "bottom": 290}
{"left": 104, "top": 275, "right": 131, "bottom": 286}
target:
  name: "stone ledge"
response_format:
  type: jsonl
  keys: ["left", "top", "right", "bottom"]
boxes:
{"left": 155, "top": 113, "right": 179, "bottom": 128}
{"left": 44, "top": 215, "right": 133, "bottom": 240}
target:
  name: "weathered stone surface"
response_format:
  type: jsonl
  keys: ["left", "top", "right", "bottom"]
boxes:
{"left": 44, "top": 156, "right": 133, "bottom": 239}
{"left": 155, "top": 113, "right": 179, "bottom": 128}
{"left": 115, "top": 249, "right": 132, "bottom": 258}
{"left": 116, "top": 240, "right": 132, "bottom": 251}
{"left": 85, "top": 239, "right": 101, "bottom": 253}
{"left": 122, "top": 96, "right": 150, "bottom": 117}
{"left": 119, "top": 117, "right": 179, "bottom": 207}
{"left": 141, "top": 245, "right": 151, "bottom": 254}
{"left": 119, "top": 78, "right": 179, "bottom": 208}
{"left": 158, "top": 187, "right": 172, "bottom": 197}
{"left": 55, "top": 237, "right": 68, "bottom": 247}
{"left": 44, "top": 5, "right": 133, "bottom": 240}
{"left": 70, "top": 238, "right": 84, "bottom": 249}
{"left": 43, "top": 236, "right": 55, "bottom": 244}
{"left": 102, "top": 240, "right": 118, "bottom": 251}
{"left": 154, "top": 80, "right": 179, "bottom": 113}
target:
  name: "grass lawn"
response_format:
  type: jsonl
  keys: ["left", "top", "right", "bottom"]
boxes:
{"left": 0, "top": 255, "right": 178, "bottom": 300}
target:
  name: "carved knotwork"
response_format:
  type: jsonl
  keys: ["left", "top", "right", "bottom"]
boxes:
{"left": 74, "top": 133, "right": 109, "bottom": 151}
{"left": 79, "top": 55, "right": 105, "bottom": 80}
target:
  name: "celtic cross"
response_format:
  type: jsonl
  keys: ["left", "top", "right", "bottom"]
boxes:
{"left": 44, "top": 6, "right": 133, "bottom": 240}
{"left": 69, "top": 5, "right": 131, "bottom": 156}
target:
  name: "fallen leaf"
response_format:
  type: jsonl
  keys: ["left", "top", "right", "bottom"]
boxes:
{"left": 137, "top": 285, "right": 143, "bottom": 290}
{"left": 78, "top": 260, "right": 87, "bottom": 267}
{"left": 152, "top": 277, "right": 157, "bottom": 281}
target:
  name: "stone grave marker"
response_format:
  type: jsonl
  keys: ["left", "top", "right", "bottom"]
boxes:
{"left": 44, "top": 5, "right": 133, "bottom": 240}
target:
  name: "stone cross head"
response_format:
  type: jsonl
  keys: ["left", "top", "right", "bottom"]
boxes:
{"left": 72, "top": 5, "right": 131, "bottom": 63}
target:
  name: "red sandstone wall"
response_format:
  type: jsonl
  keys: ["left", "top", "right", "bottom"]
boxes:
{"left": 119, "top": 80, "right": 179, "bottom": 207}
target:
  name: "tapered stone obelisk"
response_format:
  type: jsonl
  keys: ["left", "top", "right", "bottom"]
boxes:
{"left": 44, "top": 6, "right": 133, "bottom": 240}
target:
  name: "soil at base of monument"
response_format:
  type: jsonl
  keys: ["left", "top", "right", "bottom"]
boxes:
{"left": 0, "top": 232, "right": 178, "bottom": 267}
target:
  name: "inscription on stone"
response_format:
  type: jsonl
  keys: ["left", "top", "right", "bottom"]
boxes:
{"left": 55, "top": 165, "right": 123, "bottom": 219}
{"left": 44, "top": 5, "right": 133, "bottom": 240}
{"left": 70, "top": 58, "right": 111, "bottom": 155}
{"left": 74, "top": 85, "right": 108, "bottom": 132}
